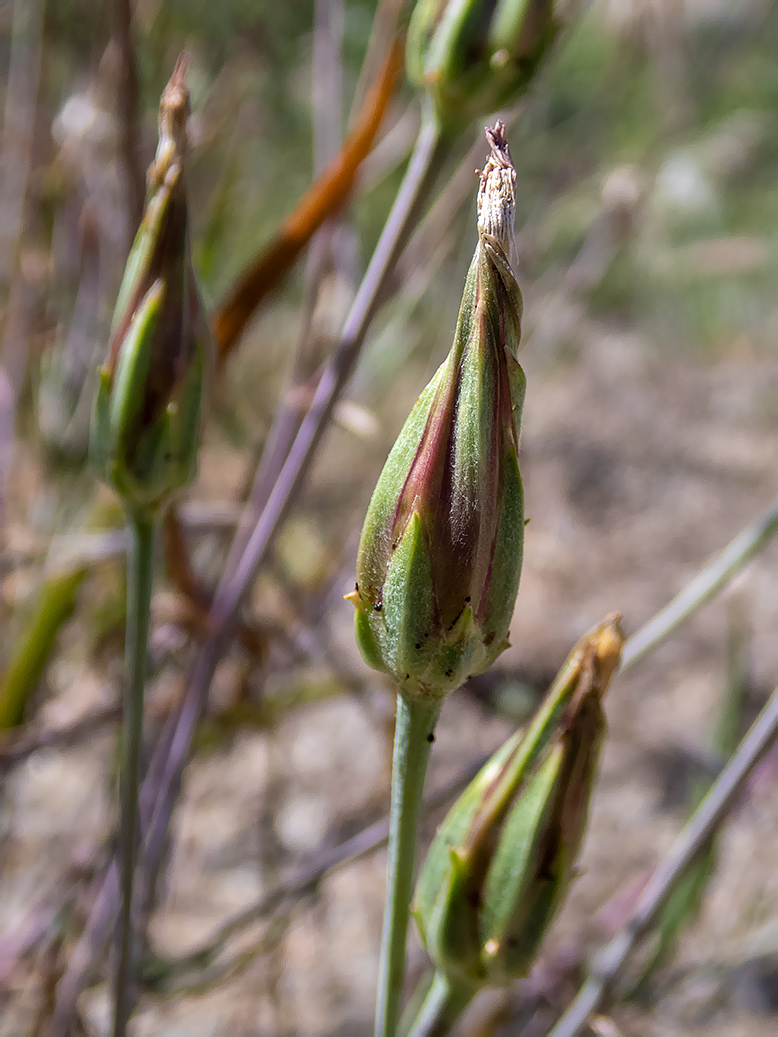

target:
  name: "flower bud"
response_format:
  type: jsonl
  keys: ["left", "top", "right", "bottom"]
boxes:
{"left": 413, "top": 614, "right": 624, "bottom": 987}
{"left": 348, "top": 123, "right": 525, "bottom": 700}
{"left": 407, "top": 0, "right": 562, "bottom": 134}
{"left": 90, "top": 57, "right": 212, "bottom": 517}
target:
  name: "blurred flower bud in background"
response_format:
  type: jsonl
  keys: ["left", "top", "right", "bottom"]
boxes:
{"left": 348, "top": 123, "right": 526, "bottom": 700}
{"left": 407, "top": 0, "right": 562, "bottom": 134}
{"left": 90, "top": 57, "right": 212, "bottom": 517}
{"left": 413, "top": 614, "right": 624, "bottom": 987}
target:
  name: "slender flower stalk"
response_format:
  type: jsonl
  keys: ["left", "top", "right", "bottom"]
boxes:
{"left": 113, "top": 515, "right": 154, "bottom": 1034}
{"left": 376, "top": 697, "right": 442, "bottom": 1037}
{"left": 89, "top": 57, "right": 210, "bottom": 1037}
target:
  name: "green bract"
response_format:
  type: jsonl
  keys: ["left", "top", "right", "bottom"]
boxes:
{"left": 407, "top": 0, "right": 561, "bottom": 135}
{"left": 413, "top": 614, "right": 624, "bottom": 987}
{"left": 349, "top": 124, "right": 525, "bottom": 700}
{"left": 90, "top": 60, "right": 211, "bottom": 518}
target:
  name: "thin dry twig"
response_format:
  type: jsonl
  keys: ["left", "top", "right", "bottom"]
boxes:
{"left": 213, "top": 38, "right": 403, "bottom": 363}
{"left": 548, "top": 686, "right": 778, "bottom": 1037}
{"left": 0, "top": 704, "right": 121, "bottom": 771}
{"left": 145, "top": 750, "right": 489, "bottom": 986}
{"left": 621, "top": 493, "right": 778, "bottom": 671}
{"left": 233, "top": 0, "right": 348, "bottom": 540}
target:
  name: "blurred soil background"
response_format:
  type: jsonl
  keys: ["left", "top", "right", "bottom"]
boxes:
{"left": 2, "top": 0, "right": 778, "bottom": 1035}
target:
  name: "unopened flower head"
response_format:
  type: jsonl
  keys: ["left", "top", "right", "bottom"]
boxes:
{"left": 348, "top": 123, "right": 526, "bottom": 700}
{"left": 413, "top": 614, "right": 624, "bottom": 987}
{"left": 407, "top": 0, "right": 562, "bottom": 134}
{"left": 90, "top": 56, "right": 212, "bottom": 517}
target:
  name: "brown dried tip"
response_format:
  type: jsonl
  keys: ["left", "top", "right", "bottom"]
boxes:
{"left": 563, "top": 612, "right": 624, "bottom": 730}
{"left": 149, "top": 54, "right": 191, "bottom": 190}
{"left": 592, "top": 611, "right": 625, "bottom": 690}
{"left": 477, "top": 120, "right": 517, "bottom": 260}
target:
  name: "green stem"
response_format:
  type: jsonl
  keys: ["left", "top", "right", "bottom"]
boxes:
{"left": 113, "top": 514, "right": 155, "bottom": 1037}
{"left": 406, "top": 971, "right": 475, "bottom": 1037}
{"left": 375, "top": 694, "right": 442, "bottom": 1037}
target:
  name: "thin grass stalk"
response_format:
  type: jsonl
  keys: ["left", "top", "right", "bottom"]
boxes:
{"left": 232, "top": 0, "right": 346, "bottom": 528}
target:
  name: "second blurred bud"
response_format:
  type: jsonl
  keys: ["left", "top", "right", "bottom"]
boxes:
{"left": 413, "top": 613, "right": 624, "bottom": 988}
{"left": 90, "top": 58, "right": 213, "bottom": 519}
{"left": 407, "top": 0, "right": 563, "bottom": 134}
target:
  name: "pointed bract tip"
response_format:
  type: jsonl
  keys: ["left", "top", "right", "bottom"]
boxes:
{"left": 151, "top": 55, "right": 191, "bottom": 190}
{"left": 161, "top": 54, "right": 191, "bottom": 127}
